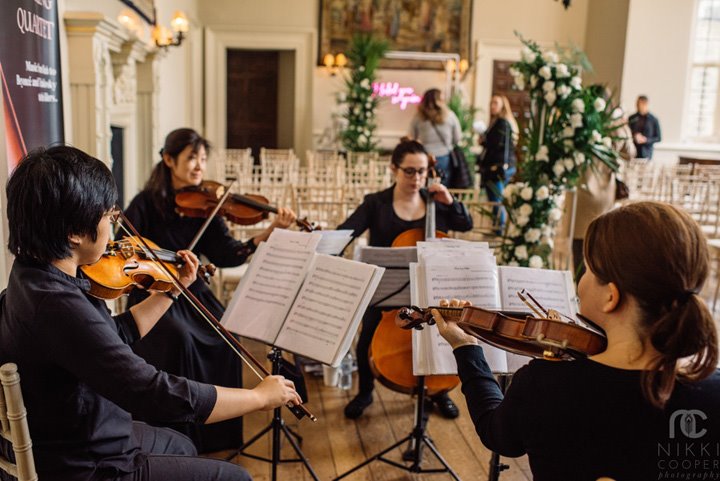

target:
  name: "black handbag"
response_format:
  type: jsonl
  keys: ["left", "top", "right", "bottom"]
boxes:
{"left": 431, "top": 123, "right": 472, "bottom": 189}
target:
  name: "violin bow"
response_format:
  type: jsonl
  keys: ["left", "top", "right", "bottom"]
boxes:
{"left": 518, "top": 289, "right": 605, "bottom": 335}
{"left": 186, "top": 178, "right": 237, "bottom": 252}
{"left": 116, "top": 211, "right": 317, "bottom": 421}
{"left": 516, "top": 290, "right": 545, "bottom": 318}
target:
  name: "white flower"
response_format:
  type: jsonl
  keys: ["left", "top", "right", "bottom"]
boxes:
{"left": 365, "top": 102, "right": 372, "bottom": 108}
{"left": 536, "top": 145, "right": 549, "bottom": 162}
{"left": 516, "top": 215, "right": 530, "bottom": 227}
{"left": 358, "top": 66, "right": 365, "bottom": 72}
{"left": 562, "top": 126, "right": 574, "bottom": 139}
{"left": 542, "top": 51, "right": 559, "bottom": 64}
{"left": 574, "top": 151, "right": 586, "bottom": 165}
{"left": 360, "top": 78, "right": 370, "bottom": 88}
{"left": 571, "top": 98, "right": 585, "bottom": 113}
{"left": 519, "top": 203, "right": 533, "bottom": 217}
{"left": 507, "top": 224, "right": 521, "bottom": 237}
{"left": 530, "top": 75, "right": 539, "bottom": 88}
{"left": 563, "top": 157, "right": 575, "bottom": 171}
{"left": 602, "top": 136, "right": 613, "bottom": 148}
{"left": 529, "top": 255, "right": 544, "bottom": 268}
{"left": 503, "top": 183, "right": 517, "bottom": 199}
{"left": 570, "top": 76, "right": 582, "bottom": 90}
{"left": 514, "top": 76, "right": 526, "bottom": 90}
{"left": 544, "top": 90, "right": 557, "bottom": 106}
{"left": 515, "top": 245, "right": 529, "bottom": 260}
{"left": 337, "top": 92, "right": 347, "bottom": 102}
{"left": 552, "top": 162, "right": 565, "bottom": 177}
{"left": 542, "top": 235, "right": 554, "bottom": 249}
{"left": 525, "top": 228, "right": 542, "bottom": 243}
{"left": 521, "top": 46, "right": 535, "bottom": 63}
{"left": 593, "top": 97, "right": 607, "bottom": 112}
{"left": 591, "top": 130, "right": 603, "bottom": 143}
{"left": 557, "top": 84, "right": 571, "bottom": 99}
{"left": 564, "top": 139, "right": 574, "bottom": 150}
{"left": 542, "top": 80, "right": 555, "bottom": 92}
{"left": 612, "top": 107, "right": 623, "bottom": 119}
{"left": 549, "top": 208, "right": 563, "bottom": 222}
{"left": 536, "top": 185, "right": 550, "bottom": 200}
{"left": 570, "top": 113, "right": 584, "bottom": 129}
{"left": 508, "top": 260, "right": 520, "bottom": 267}
{"left": 520, "top": 186, "right": 534, "bottom": 201}
{"left": 509, "top": 67, "right": 520, "bottom": 77}
{"left": 555, "top": 63, "right": 570, "bottom": 78}
{"left": 539, "top": 66, "right": 552, "bottom": 80}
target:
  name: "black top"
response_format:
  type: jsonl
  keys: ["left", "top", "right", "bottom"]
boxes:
{"left": 480, "top": 118, "right": 516, "bottom": 171}
{"left": 337, "top": 186, "right": 473, "bottom": 246}
{"left": 122, "top": 188, "right": 254, "bottom": 452}
{"left": 628, "top": 112, "right": 661, "bottom": 159}
{"left": 0, "top": 259, "right": 216, "bottom": 481}
{"left": 454, "top": 345, "right": 720, "bottom": 481}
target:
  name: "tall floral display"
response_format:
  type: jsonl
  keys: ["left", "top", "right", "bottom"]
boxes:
{"left": 340, "top": 34, "right": 388, "bottom": 152}
{"left": 501, "top": 37, "right": 621, "bottom": 268}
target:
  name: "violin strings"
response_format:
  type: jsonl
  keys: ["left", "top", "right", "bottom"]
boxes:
{"left": 114, "top": 222, "right": 264, "bottom": 381}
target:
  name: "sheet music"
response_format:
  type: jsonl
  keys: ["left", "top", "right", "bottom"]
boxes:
{"left": 275, "top": 255, "right": 384, "bottom": 365}
{"left": 423, "top": 262, "right": 501, "bottom": 308}
{"left": 221, "top": 237, "right": 317, "bottom": 343}
{"left": 498, "top": 266, "right": 578, "bottom": 315}
{"left": 359, "top": 246, "right": 417, "bottom": 307}
{"left": 316, "top": 229, "right": 354, "bottom": 255}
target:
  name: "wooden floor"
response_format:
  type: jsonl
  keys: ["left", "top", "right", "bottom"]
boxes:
{"left": 206, "top": 341, "right": 532, "bottom": 481}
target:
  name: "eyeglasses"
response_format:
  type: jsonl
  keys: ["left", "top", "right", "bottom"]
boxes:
{"left": 106, "top": 206, "right": 121, "bottom": 224}
{"left": 398, "top": 166, "right": 428, "bottom": 178}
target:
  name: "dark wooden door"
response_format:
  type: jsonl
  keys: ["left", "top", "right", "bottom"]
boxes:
{"left": 226, "top": 50, "right": 279, "bottom": 159}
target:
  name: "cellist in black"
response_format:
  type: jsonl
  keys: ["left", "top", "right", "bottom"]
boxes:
{"left": 337, "top": 139, "right": 473, "bottom": 419}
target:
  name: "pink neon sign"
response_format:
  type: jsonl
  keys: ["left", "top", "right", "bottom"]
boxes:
{"left": 372, "top": 82, "right": 421, "bottom": 110}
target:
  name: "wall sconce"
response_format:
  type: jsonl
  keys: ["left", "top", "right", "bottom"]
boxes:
{"left": 152, "top": 11, "right": 189, "bottom": 49}
{"left": 323, "top": 53, "right": 347, "bottom": 76}
{"left": 445, "top": 57, "right": 470, "bottom": 83}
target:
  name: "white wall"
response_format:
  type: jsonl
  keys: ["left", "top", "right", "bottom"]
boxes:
{"left": 583, "top": 0, "right": 630, "bottom": 94}
{"left": 621, "top": 0, "right": 696, "bottom": 160}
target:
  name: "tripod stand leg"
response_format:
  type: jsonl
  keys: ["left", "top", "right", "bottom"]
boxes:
{"left": 333, "top": 437, "right": 410, "bottom": 481}
{"left": 280, "top": 422, "right": 320, "bottom": 481}
{"left": 225, "top": 422, "right": 273, "bottom": 461}
{"left": 422, "top": 436, "right": 462, "bottom": 481}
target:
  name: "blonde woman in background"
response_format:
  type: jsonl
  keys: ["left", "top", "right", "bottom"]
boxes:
{"left": 409, "top": 88, "right": 462, "bottom": 187}
{"left": 478, "top": 94, "right": 519, "bottom": 226}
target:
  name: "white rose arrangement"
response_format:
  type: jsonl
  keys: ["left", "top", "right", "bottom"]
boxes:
{"left": 500, "top": 35, "right": 622, "bottom": 268}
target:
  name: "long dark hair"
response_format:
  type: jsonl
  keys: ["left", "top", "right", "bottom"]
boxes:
{"left": 418, "top": 88, "right": 446, "bottom": 125}
{"left": 145, "top": 128, "right": 210, "bottom": 218}
{"left": 585, "top": 201, "right": 718, "bottom": 408}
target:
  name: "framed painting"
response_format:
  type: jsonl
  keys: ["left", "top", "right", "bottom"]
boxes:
{"left": 319, "top": 0, "right": 472, "bottom": 69}
{"left": 119, "top": 0, "right": 156, "bottom": 26}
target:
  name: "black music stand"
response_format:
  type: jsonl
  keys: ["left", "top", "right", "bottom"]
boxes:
{"left": 487, "top": 373, "right": 512, "bottom": 481}
{"left": 333, "top": 375, "right": 461, "bottom": 481}
{"left": 227, "top": 347, "right": 320, "bottom": 481}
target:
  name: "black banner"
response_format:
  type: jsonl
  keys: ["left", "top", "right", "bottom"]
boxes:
{"left": 0, "top": 0, "right": 64, "bottom": 172}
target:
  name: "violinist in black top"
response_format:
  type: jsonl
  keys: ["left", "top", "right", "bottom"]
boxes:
{"left": 337, "top": 139, "right": 473, "bottom": 419}
{"left": 424, "top": 202, "right": 720, "bottom": 481}
{"left": 124, "top": 128, "right": 297, "bottom": 452}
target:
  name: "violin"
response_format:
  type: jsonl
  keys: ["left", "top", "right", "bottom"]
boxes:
{"left": 80, "top": 236, "right": 216, "bottom": 300}
{"left": 398, "top": 305, "right": 607, "bottom": 360}
{"left": 175, "top": 180, "right": 316, "bottom": 232}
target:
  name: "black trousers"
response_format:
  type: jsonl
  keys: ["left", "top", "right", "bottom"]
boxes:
{"left": 109, "top": 422, "right": 251, "bottom": 481}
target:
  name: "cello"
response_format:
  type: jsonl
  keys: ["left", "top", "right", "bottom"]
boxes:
{"left": 368, "top": 164, "right": 460, "bottom": 396}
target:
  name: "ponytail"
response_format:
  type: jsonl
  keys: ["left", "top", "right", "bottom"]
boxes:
{"left": 642, "top": 294, "right": 718, "bottom": 408}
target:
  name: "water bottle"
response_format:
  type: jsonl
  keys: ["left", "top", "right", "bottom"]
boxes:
{"left": 339, "top": 352, "right": 354, "bottom": 390}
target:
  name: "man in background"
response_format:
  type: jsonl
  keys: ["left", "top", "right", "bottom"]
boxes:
{"left": 629, "top": 95, "right": 661, "bottom": 159}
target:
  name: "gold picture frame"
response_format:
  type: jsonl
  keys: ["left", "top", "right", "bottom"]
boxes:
{"left": 319, "top": 0, "right": 472, "bottom": 70}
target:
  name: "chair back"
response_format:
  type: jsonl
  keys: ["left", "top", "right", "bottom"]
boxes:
{"left": 0, "top": 363, "right": 37, "bottom": 481}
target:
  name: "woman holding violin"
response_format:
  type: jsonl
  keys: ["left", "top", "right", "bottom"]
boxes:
{"left": 337, "top": 139, "right": 473, "bottom": 419}
{"left": 0, "top": 145, "right": 301, "bottom": 481}
{"left": 123, "top": 128, "right": 297, "bottom": 452}
{"left": 417, "top": 202, "right": 720, "bottom": 480}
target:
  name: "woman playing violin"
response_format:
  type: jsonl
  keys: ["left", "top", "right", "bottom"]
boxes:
{"left": 123, "top": 128, "right": 297, "bottom": 452}
{"left": 337, "top": 139, "right": 473, "bottom": 419}
{"left": 0, "top": 146, "right": 301, "bottom": 481}
{"left": 420, "top": 202, "right": 720, "bottom": 480}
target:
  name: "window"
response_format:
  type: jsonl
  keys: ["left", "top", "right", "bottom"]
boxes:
{"left": 687, "top": 0, "right": 720, "bottom": 139}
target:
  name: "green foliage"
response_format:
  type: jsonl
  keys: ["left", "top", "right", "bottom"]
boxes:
{"left": 340, "top": 34, "right": 389, "bottom": 152}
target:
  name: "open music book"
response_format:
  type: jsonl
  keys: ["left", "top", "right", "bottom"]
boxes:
{"left": 221, "top": 230, "right": 385, "bottom": 366}
{"left": 356, "top": 246, "right": 418, "bottom": 307}
{"left": 410, "top": 240, "right": 578, "bottom": 375}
